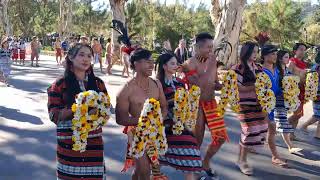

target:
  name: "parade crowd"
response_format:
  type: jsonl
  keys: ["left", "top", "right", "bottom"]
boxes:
{"left": 1, "top": 32, "right": 320, "bottom": 180}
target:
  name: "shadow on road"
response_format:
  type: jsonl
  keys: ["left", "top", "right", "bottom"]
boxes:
{"left": 291, "top": 149, "right": 320, "bottom": 161}
{"left": 0, "top": 106, "right": 43, "bottom": 125}
{"left": 9, "top": 78, "right": 49, "bottom": 93}
{"left": 0, "top": 124, "right": 56, "bottom": 179}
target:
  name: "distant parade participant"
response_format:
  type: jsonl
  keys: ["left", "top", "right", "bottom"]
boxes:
{"left": 105, "top": 38, "right": 113, "bottom": 75}
{"left": 31, "top": 36, "right": 40, "bottom": 67}
{"left": 174, "top": 39, "right": 188, "bottom": 64}
{"left": 61, "top": 38, "right": 69, "bottom": 56}
{"left": 79, "top": 36, "right": 89, "bottom": 45}
{"left": 92, "top": 37, "right": 103, "bottom": 72}
{"left": 54, "top": 37, "right": 63, "bottom": 65}
{"left": 19, "top": 38, "right": 26, "bottom": 65}
{"left": 11, "top": 38, "right": 19, "bottom": 64}
{"left": 120, "top": 43, "right": 134, "bottom": 78}
{"left": 0, "top": 37, "right": 12, "bottom": 86}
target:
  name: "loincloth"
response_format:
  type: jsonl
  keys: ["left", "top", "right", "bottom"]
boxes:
{"left": 200, "top": 99, "right": 229, "bottom": 146}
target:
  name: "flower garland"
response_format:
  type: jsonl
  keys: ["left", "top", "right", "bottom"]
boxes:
{"left": 282, "top": 76, "right": 300, "bottom": 112}
{"left": 71, "top": 90, "right": 111, "bottom": 152}
{"left": 305, "top": 72, "right": 319, "bottom": 101}
{"left": 129, "top": 98, "right": 168, "bottom": 159}
{"left": 185, "top": 85, "right": 201, "bottom": 131}
{"left": 255, "top": 72, "right": 276, "bottom": 113}
{"left": 218, "top": 70, "right": 240, "bottom": 115}
{"left": 172, "top": 88, "right": 188, "bottom": 135}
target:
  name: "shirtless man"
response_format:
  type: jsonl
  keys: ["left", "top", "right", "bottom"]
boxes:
{"left": 182, "top": 32, "right": 226, "bottom": 178}
{"left": 54, "top": 37, "right": 62, "bottom": 65}
{"left": 31, "top": 36, "right": 40, "bottom": 67}
{"left": 106, "top": 38, "right": 113, "bottom": 74}
{"left": 92, "top": 38, "right": 103, "bottom": 72}
{"left": 287, "top": 43, "right": 307, "bottom": 140}
{"left": 116, "top": 48, "right": 167, "bottom": 180}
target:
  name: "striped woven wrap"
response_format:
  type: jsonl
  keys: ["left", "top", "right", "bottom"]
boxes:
{"left": 200, "top": 99, "right": 229, "bottom": 146}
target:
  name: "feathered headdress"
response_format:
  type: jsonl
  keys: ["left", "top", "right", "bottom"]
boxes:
{"left": 110, "top": 20, "right": 131, "bottom": 47}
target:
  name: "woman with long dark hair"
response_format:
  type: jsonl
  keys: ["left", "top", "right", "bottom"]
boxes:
{"left": 274, "top": 50, "right": 302, "bottom": 153}
{"left": 47, "top": 43, "right": 109, "bottom": 180}
{"left": 232, "top": 42, "right": 268, "bottom": 175}
{"left": 301, "top": 49, "right": 320, "bottom": 140}
{"left": 155, "top": 53, "right": 202, "bottom": 180}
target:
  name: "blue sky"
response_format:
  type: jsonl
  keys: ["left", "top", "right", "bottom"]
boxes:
{"left": 94, "top": 0, "right": 319, "bottom": 9}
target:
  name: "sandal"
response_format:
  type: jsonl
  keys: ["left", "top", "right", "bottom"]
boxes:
{"left": 236, "top": 161, "right": 253, "bottom": 176}
{"left": 272, "top": 158, "right": 289, "bottom": 168}
{"left": 289, "top": 147, "right": 302, "bottom": 154}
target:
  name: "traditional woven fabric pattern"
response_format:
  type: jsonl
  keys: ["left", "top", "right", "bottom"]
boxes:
{"left": 274, "top": 95, "right": 294, "bottom": 133}
{"left": 159, "top": 77, "right": 203, "bottom": 173}
{"left": 47, "top": 77, "right": 108, "bottom": 180}
{"left": 200, "top": 99, "right": 229, "bottom": 145}
{"left": 238, "top": 105, "right": 268, "bottom": 150}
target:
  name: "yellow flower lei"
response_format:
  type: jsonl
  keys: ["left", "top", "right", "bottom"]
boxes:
{"left": 255, "top": 72, "right": 276, "bottom": 113}
{"left": 282, "top": 76, "right": 300, "bottom": 112}
{"left": 172, "top": 85, "right": 201, "bottom": 134}
{"left": 71, "top": 90, "right": 111, "bottom": 152}
{"left": 305, "top": 72, "right": 319, "bottom": 101}
{"left": 172, "top": 88, "right": 188, "bottom": 135}
{"left": 218, "top": 70, "right": 240, "bottom": 115}
{"left": 185, "top": 85, "right": 201, "bottom": 131}
{"left": 130, "top": 98, "right": 168, "bottom": 158}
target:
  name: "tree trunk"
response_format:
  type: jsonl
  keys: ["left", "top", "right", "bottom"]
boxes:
{"left": 0, "top": 0, "right": 12, "bottom": 35}
{"left": 211, "top": 0, "right": 246, "bottom": 68}
{"left": 59, "top": 0, "right": 73, "bottom": 38}
{"left": 109, "top": 0, "right": 126, "bottom": 64}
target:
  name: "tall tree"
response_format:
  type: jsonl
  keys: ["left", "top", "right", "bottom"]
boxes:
{"left": 125, "top": 0, "right": 143, "bottom": 38}
{"left": 0, "top": 0, "right": 11, "bottom": 35}
{"left": 34, "top": 1, "right": 59, "bottom": 37}
{"left": 256, "top": 0, "right": 303, "bottom": 48}
{"left": 211, "top": 0, "right": 246, "bottom": 67}
{"left": 8, "top": 0, "right": 49, "bottom": 37}
{"left": 59, "top": 0, "right": 73, "bottom": 38}
{"left": 109, "top": 0, "right": 126, "bottom": 58}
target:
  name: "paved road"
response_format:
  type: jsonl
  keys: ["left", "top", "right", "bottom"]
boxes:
{"left": 0, "top": 55, "right": 319, "bottom": 180}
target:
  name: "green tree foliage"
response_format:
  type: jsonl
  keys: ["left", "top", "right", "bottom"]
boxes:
{"left": 8, "top": 0, "right": 55, "bottom": 37}
{"left": 242, "top": 0, "right": 303, "bottom": 49}
{"left": 125, "top": 0, "right": 143, "bottom": 37}
{"left": 152, "top": 2, "right": 214, "bottom": 49}
{"left": 73, "top": 0, "right": 111, "bottom": 36}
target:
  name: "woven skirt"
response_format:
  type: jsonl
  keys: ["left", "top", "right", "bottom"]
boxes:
{"left": 159, "top": 125, "right": 203, "bottom": 173}
{"left": 238, "top": 105, "right": 268, "bottom": 150}
{"left": 274, "top": 96, "right": 294, "bottom": 133}
{"left": 313, "top": 99, "right": 320, "bottom": 119}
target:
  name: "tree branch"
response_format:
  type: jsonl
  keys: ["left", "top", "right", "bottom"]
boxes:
{"left": 210, "top": 0, "right": 221, "bottom": 25}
